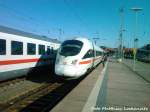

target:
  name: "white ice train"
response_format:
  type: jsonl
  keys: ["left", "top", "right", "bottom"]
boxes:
{"left": 0, "top": 25, "right": 60, "bottom": 81}
{"left": 55, "top": 37, "right": 103, "bottom": 78}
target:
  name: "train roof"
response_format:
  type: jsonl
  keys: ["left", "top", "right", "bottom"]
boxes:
{"left": 73, "top": 37, "right": 104, "bottom": 51}
{"left": 0, "top": 25, "right": 60, "bottom": 43}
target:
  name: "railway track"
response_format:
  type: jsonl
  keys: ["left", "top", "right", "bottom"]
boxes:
{"left": 0, "top": 77, "right": 26, "bottom": 89}
{"left": 0, "top": 77, "right": 83, "bottom": 112}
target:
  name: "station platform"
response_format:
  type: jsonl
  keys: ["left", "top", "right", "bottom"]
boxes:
{"left": 122, "top": 59, "right": 150, "bottom": 83}
{"left": 51, "top": 60, "right": 150, "bottom": 112}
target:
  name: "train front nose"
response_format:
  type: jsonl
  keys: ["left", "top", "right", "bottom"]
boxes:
{"left": 55, "top": 64, "right": 77, "bottom": 77}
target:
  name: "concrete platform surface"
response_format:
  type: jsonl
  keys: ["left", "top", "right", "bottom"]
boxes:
{"left": 51, "top": 64, "right": 104, "bottom": 112}
{"left": 105, "top": 61, "right": 150, "bottom": 112}
{"left": 50, "top": 61, "right": 150, "bottom": 112}
{"left": 123, "top": 59, "right": 150, "bottom": 82}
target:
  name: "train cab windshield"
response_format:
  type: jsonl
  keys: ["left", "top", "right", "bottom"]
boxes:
{"left": 59, "top": 40, "right": 83, "bottom": 56}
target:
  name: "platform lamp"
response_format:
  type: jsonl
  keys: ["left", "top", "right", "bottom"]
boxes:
{"left": 130, "top": 7, "right": 142, "bottom": 71}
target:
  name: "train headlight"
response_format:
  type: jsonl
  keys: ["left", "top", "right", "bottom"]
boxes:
{"left": 71, "top": 60, "right": 78, "bottom": 65}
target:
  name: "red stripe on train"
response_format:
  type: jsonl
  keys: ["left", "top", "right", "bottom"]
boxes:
{"left": 79, "top": 57, "right": 101, "bottom": 65}
{"left": 79, "top": 60, "right": 92, "bottom": 64}
{"left": 0, "top": 58, "right": 49, "bottom": 65}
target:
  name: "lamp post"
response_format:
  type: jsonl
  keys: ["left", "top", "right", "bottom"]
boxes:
{"left": 93, "top": 32, "right": 100, "bottom": 45}
{"left": 93, "top": 37, "right": 99, "bottom": 45}
{"left": 131, "top": 7, "right": 142, "bottom": 71}
{"left": 118, "top": 7, "right": 125, "bottom": 62}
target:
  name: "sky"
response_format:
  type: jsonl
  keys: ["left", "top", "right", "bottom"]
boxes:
{"left": 0, "top": 0, "right": 150, "bottom": 48}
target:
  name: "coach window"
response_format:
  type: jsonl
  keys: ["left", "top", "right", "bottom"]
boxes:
{"left": 27, "top": 43, "right": 36, "bottom": 55}
{"left": 47, "top": 46, "right": 51, "bottom": 55}
{"left": 83, "top": 50, "right": 94, "bottom": 59}
{"left": 0, "top": 39, "right": 6, "bottom": 55}
{"left": 51, "top": 47, "right": 54, "bottom": 54}
{"left": 39, "top": 45, "right": 45, "bottom": 55}
{"left": 11, "top": 41, "right": 23, "bottom": 55}
{"left": 99, "top": 51, "right": 102, "bottom": 56}
{"left": 96, "top": 51, "right": 102, "bottom": 56}
{"left": 96, "top": 51, "right": 98, "bottom": 56}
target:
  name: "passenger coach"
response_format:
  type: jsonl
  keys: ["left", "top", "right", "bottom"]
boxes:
{"left": 0, "top": 25, "right": 60, "bottom": 81}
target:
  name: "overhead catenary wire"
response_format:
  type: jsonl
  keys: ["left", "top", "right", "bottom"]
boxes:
{"left": 0, "top": 1, "right": 92, "bottom": 39}
{"left": 0, "top": 2, "right": 51, "bottom": 35}
{"left": 0, "top": 3, "right": 37, "bottom": 27}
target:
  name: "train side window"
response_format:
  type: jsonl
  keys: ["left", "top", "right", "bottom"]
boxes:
{"left": 97, "top": 51, "right": 102, "bottom": 56}
{"left": 11, "top": 41, "right": 23, "bottom": 55}
{"left": 0, "top": 39, "right": 6, "bottom": 55}
{"left": 27, "top": 43, "right": 36, "bottom": 55}
{"left": 51, "top": 47, "right": 54, "bottom": 54}
{"left": 99, "top": 51, "right": 102, "bottom": 56}
{"left": 47, "top": 46, "right": 51, "bottom": 55}
{"left": 96, "top": 51, "right": 98, "bottom": 56}
{"left": 83, "top": 50, "right": 94, "bottom": 59}
{"left": 39, "top": 44, "right": 45, "bottom": 55}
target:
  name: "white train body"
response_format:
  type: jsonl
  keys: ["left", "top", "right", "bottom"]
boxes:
{"left": 55, "top": 37, "right": 103, "bottom": 78}
{"left": 0, "top": 26, "right": 60, "bottom": 81}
